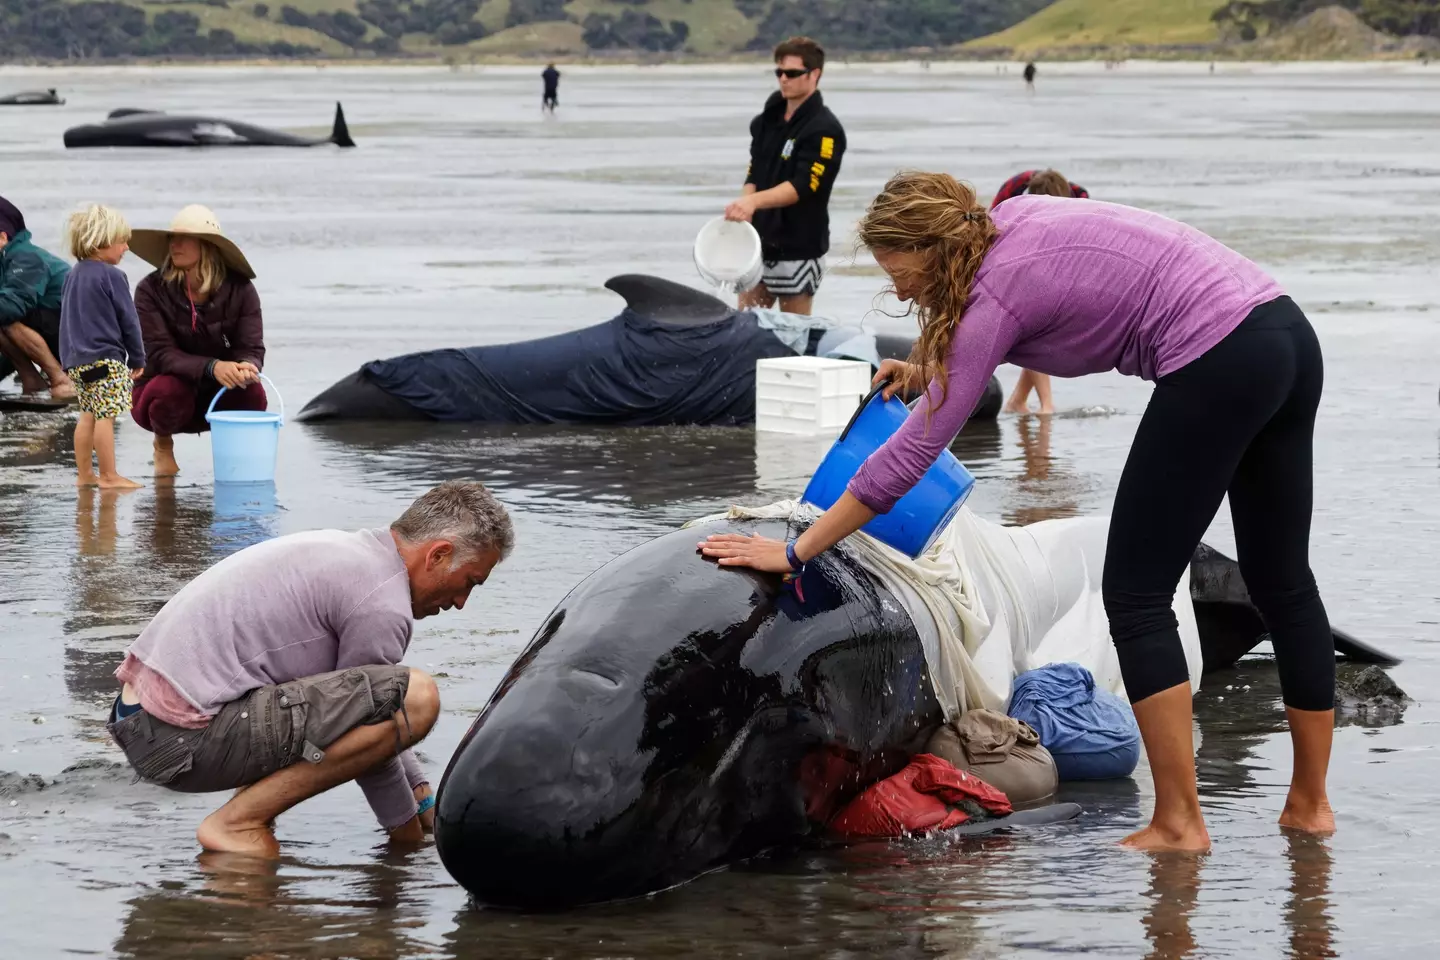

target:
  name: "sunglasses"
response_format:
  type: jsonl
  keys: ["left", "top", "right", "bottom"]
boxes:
{"left": 774, "top": 67, "right": 812, "bottom": 79}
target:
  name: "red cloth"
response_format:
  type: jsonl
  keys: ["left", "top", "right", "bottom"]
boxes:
{"left": 827, "top": 753, "right": 1012, "bottom": 840}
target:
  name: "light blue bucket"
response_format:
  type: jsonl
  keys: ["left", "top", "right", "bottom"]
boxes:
{"left": 205, "top": 373, "right": 284, "bottom": 484}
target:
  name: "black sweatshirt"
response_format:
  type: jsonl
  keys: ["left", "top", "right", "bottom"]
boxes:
{"left": 744, "top": 90, "right": 847, "bottom": 262}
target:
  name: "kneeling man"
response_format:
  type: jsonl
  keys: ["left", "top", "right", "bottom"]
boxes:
{"left": 107, "top": 480, "right": 514, "bottom": 857}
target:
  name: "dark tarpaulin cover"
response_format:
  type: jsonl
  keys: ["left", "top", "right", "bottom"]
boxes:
{"left": 362, "top": 307, "right": 794, "bottom": 426}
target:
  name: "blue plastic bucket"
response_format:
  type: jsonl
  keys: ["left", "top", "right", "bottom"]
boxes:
{"left": 801, "top": 380, "right": 975, "bottom": 558}
{"left": 205, "top": 374, "right": 284, "bottom": 484}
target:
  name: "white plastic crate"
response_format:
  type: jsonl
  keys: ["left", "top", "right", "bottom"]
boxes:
{"left": 755, "top": 356, "right": 872, "bottom": 436}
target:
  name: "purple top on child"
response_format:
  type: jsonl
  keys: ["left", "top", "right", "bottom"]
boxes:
{"left": 59, "top": 259, "right": 145, "bottom": 371}
{"left": 846, "top": 196, "right": 1284, "bottom": 514}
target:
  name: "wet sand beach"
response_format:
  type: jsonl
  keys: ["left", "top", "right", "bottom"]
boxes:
{"left": 0, "top": 61, "right": 1437, "bottom": 958}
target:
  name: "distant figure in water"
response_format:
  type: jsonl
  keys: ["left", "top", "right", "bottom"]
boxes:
{"left": 542, "top": 63, "right": 560, "bottom": 113}
{"left": 1024, "top": 61, "right": 1037, "bottom": 92}
{"left": 991, "top": 168, "right": 1091, "bottom": 415}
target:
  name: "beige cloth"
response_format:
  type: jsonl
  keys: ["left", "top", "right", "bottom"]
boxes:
{"left": 926, "top": 709, "right": 1058, "bottom": 808}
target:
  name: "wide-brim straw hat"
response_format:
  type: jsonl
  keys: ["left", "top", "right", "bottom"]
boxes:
{"left": 129, "top": 204, "right": 256, "bottom": 280}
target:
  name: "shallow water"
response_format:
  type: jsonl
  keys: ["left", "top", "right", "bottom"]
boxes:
{"left": 0, "top": 61, "right": 1437, "bottom": 958}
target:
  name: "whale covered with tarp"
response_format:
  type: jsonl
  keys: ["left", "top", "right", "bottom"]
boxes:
{"left": 296, "top": 273, "right": 1003, "bottom": 425}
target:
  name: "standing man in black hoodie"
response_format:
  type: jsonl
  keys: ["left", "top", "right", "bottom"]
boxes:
{"left": 724, "top": 36, "right": 846, "bottom": 316}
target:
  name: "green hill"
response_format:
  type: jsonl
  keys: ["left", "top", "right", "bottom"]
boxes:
{"left": 967, "top": 0, "right": 1226, "bottom": 53}
{"left": 1, "top": 0, "right": 1054, "bottom": 61}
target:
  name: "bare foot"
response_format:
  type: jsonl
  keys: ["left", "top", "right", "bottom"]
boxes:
{"left": 1122, "top": 821, "right": 1212, "bottom": 853}
{"left": 1279, "top": 795, "right": 1335, "bottom": 835}
{"left": 49, "top": 382, "right": 76, "bottom": 401}
{"left": 197, "top": 811, "right": 281, "bottom": 858}
{"left": 1003, "top": 401, "right": 1030, "bottom": 414}
{"left": 76, "top": 473, "right": 99, "bottom": 487}
{"left": 18, "top": 376, "right": 48, "bottom": 395}
{"left": 1038, "top": 405, "right": 1055, "bottom": 415}
{"left": 153, "top": 440, "right": 180, "bottom": 477}
{"left": 97, "top": 473, "right": 143, "bottom": 490}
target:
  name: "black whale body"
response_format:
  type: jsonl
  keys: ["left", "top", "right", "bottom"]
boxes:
{"left": 296, "top": 274, "right": 1004, "bottom": 426}
{"left": 63, "top": 102, "right": 354, "bottom": 148}
{"left": 0, "top": 89, "right": 64, "bottom": 106}
{"left": 435, "top": 519, "right": 1397, "bottom": 910}
{"left": 435, "top": 517, "right": 944, "bottom": 909}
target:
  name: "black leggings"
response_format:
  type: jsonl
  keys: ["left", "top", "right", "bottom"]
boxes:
{"left": 1103, "top": 296, "right": 1334, "bottom": 711}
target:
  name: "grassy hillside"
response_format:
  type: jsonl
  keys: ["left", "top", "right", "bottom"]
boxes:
{"left": 968, "top": 0, "right": 1226, "bottom": 52}
{"left": 8, "top": 0, "right": 1055, "bottom": 61}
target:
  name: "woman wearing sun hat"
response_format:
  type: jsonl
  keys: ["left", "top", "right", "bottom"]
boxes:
{"left": 128, "top": 205, "right": 267, "bottom": 477}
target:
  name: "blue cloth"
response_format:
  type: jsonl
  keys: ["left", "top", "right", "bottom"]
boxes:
{"left": 362, "top": 308, "right": 795, "bottom": 426}
{"left": 1008, "top": 662, "right": 1142, "bottom": 781}
{"left": 59, "top": 259, "right": 145, "bottom": 371}
{"left": 111, "top": 694, "right": 142, "bottom": 723}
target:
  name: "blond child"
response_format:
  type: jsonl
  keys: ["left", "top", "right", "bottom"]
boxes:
{"left": 59, "top": 205, "right": 145, "bottom": 488}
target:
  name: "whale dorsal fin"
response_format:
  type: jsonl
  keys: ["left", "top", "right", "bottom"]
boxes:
{"left": 604, "top": 274, "right": 733, "bottom": 325}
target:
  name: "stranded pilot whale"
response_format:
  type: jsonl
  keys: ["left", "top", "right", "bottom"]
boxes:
{"left": 63, "top": 102, "right": 355, "bottom": 149}
{"left": 434, "top": 512, "right": 1390, "bottom": 910}
{"left": 0, "top": 89, "right": 64, "bottom": 106}
{"left": 296, "top": 274, "right": 1004, "bottom": 427}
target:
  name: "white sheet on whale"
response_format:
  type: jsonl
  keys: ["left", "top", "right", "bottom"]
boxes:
{"left": 685, "top": 501, "right": 1202, "bottom": 722}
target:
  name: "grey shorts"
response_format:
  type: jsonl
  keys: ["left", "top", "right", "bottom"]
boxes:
{"left": 107, "top": 665, "right": 411, "bottom": 793}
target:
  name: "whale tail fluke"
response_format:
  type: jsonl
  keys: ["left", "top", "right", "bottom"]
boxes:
{"left": 330, "top": 102, "right": 355, "bottom": 148}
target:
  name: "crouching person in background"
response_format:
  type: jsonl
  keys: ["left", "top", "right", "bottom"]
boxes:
{"left": 106, "top": 480, "right": 515, "bottom": 857}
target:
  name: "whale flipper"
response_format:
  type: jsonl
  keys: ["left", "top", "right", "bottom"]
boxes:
{"left": 1190, "top": 542, "right": 1399, "bottom": 672}
{"left": 941, "top": 802, "right": 1083, "bottom": 836}
{"left": 605, "top": 274, "right": 732, "bottom": 325}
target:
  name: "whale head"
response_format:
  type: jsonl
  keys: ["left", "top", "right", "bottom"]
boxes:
{"left": 433, "top": 519, "right": 937, "bottom": 908}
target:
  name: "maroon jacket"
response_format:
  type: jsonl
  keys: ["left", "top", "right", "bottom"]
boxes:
{"left": 134, "top": 271, "right": 265, "bottom": 385}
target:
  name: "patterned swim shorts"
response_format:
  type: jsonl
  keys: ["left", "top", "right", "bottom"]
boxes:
{"left": 761, "top": 258, "right": 825, "bottom": 297}
{"left": 66, "top": 359, "right": 133, "bottom": 419}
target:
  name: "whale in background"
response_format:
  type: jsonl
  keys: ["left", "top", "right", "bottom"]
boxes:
{"left": 297, "top": 274, "right": 1005, "bottom": 427}
{"left": 63, "top": 102, "right": 354, "bottom": 148}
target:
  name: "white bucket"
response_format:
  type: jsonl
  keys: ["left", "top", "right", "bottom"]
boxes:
{"left": 693, "top": 216, "right": 763, "bottom": 294}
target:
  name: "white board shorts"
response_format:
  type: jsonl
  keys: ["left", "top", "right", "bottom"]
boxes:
{"left": 761, "top": 258, "right": 824, "bottom": 297}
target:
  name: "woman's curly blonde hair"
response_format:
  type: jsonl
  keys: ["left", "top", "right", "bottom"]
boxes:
{"left": 857, "top": 171, "right": 999, "bottom": 407}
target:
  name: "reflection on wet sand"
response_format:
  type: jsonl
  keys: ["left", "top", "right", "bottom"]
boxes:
{"left": 1003, "top": 414, "right": 1082, "bottom": 527}
{"left": 1141, "top": 854, "right": 1204, "bottom": 960}
{"left": 113, "top": 851, "right": 428, "bottom": 960}
{"left": 305, "top": 420, "right": 762, "bottom": 511}
{"left": 1283, "top": 831, "right": 1337, "bottom": 960}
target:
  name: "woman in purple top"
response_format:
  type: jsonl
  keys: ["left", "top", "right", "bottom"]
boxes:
{"left": 701, "top": 172, "right": 1336, "bottom": 852}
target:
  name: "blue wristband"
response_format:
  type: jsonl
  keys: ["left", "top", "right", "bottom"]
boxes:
{"left": 785, "top": 539, "right": 804, "bottom": 572}
{"left": 416, "top": 793, "right": 436, "bottom": 816}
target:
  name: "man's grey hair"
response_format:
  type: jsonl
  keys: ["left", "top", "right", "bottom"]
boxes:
{"left": 391, "top": 480, "right": 515, "bottom": 561}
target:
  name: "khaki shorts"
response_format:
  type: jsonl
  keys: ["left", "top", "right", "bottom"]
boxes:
{"left": 107, "top": 665, "right": 411, "bottom": 793}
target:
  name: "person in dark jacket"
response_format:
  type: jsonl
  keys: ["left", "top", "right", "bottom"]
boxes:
{"left": 127, "top": 205, "right": 267, "bottom": 478}
{"left": 724, "top": 36, "right": 846, "bottom": 316}
{"left": 0, "top": 195, "right": 76, "bottom": 399}
{"left": 542, "top": 63, "right": 560, "bottom": 112}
